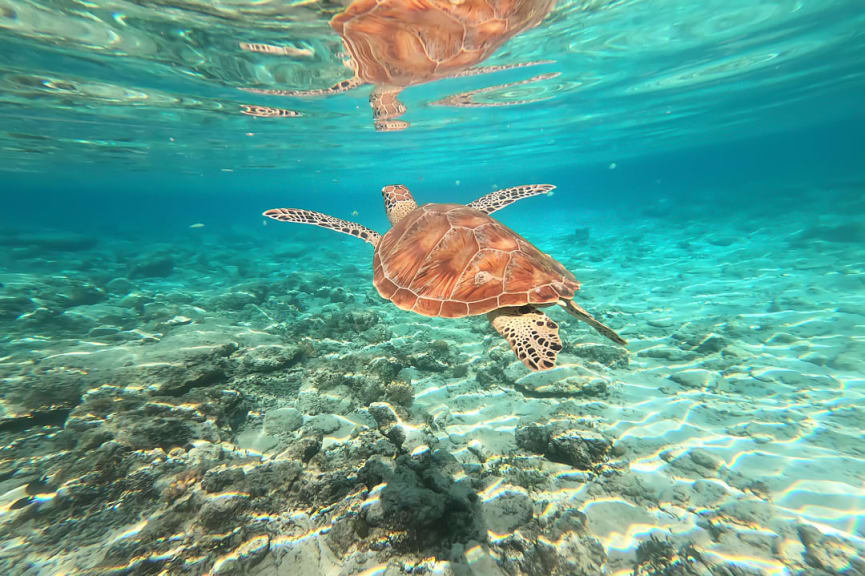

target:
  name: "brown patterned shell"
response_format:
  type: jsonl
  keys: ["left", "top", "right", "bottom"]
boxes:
{"left": 373, "top": 204, "right": 580, "bottom": 318}
{"left": 331, "top": 0, "right": 555, "bottom": 87}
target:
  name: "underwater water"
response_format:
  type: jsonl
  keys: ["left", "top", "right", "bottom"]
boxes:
{"left": 2, "top": 0, "right": 865, "bottom": 575}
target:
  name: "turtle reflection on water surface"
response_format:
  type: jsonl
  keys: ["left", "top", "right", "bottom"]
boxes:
{"left": 243, "top": 0, "right": 557, "bottom": 131}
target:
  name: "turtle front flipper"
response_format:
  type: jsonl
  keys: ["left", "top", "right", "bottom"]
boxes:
{"left": 241, "top": 76, "right": 363, "bottom": 98}
{"left": 489, "top": 306, "right": 562, "bottom": 371}
{"left": 431, "top": 72, "right": 560, "bottom": 108}
{"left": 263, "top": 208, "right": 381, "bottom": 247}
{"left": 467, "top": 184, "right": 555, "bottom": 215}
{"left": 370, "top": 86, "right": 409, "bottom": 132}
{"left": 239, "top": 42, "right": 313, "bottom": 58}
{"left": 448, "top": 60, "right": 554, "bottom": 79}
{"left": 240, "top": 105, "right": 302, "bottom": 118}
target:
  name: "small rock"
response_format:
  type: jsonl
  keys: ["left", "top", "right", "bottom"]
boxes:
{"left": 376, "top": 476, "right": 445, "bottom": 530}
{"left": 384, "top": 380, "right": 414, "bottom": 407}
{"left": 56, "top": 281, "right": 106, "bottom": 308}
{"left": 105, "top": 277, "right": 134, "bottom": 295}
{"left": 430, "top": 339, "right": 450, "bottom": 357}
{"left": 324, "top": 516, "right": 360, "bottom": 556}
{"left": 547, "top": 430, "right": 611, "bottom": 470}
{"left": 368, "top": 402, "right": 399, "bottom": 430}
{"left": 467, "top": 441, "right": 486, "bottom": 463}
{"left": 328, "top": 287, "right": 350, "bottom": 303}
{"left": 766, "top": 332, "right": 799, "bottom": 345}
{"left": 640, "top": 346, "right": 693, "bottom": 361}
{"left": 689, "top": 448, "right": 722, "bottom": 471}
{"left": 481, "top": 486, "right": 533, "bottom": 534}
{"left": 202, "top": 467, "right": 246, "bottom": 493}
{"left": 130, "top": 256, "right": 174, "bottom": 279}
{"left": 516, "top": 423, "right": 610, "bottom": 470}
{"left": 797, "top": 524, "right": 860, "bottom": 573}
{"left": 669, "top": 369, "right": 714, "bottom": 389}
{"left": 410, "top": 352, "right": 448, "bottom": 372}
{"left": 570, "top": 343, "right": 629, "bottom": 368}
{"left": 199, "top": 494, "right": 248, "bottom": 529}
{"left": 695, "top": 334, "right": 726, "bottom": 354}
{"left": 88, "top": 325, "right": 119, "bottom": 337}
{"left": 124, "top": 417, "right": 194, "bottom": 451}
{"left": 308, "top": 414, "right": 340, "bottom": 435}
{"left": 240, "top": 345, "right": 301, "bottom": 373}
{"left": 634, "top": 535, "right": 676, "bottom": 574}
{"left": 119, "top": 293, "right": 152, "bottom": 310}
{"left": 263, "top": 407, "right": 303, "bottom": 435}
{"left": 232, "top": 535, "right": 270, "bottom": 571}
{"left": 285, "top": 436, "right": 321, "bottom": 462}
{"left": 235, "top": 427, "right": 279, "bottom": 453}
{"left": 212, "top": 291, "right": 260, "bottom": 311}
{"left": 515, "top": 424, "right": 550, "bottom": 455}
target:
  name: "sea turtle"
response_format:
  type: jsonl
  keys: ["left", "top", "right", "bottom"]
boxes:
{"left": 243, "top": 0, "right": 557, "bottom": 131}
{"left": 263, "top": 184, "right": 626, "bottom": 371}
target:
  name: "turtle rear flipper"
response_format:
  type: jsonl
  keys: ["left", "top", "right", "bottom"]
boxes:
{"left": 263, "top": 208, "right": 381, "bottom": 246}
{"left": 489, "top": 306, "right": 562, "bottom": 371}
{"left": 560, "top": 300, "right": 626, "bottom": 346}
{"left": 370, "top": 86, "right": 409, "bottom": 132}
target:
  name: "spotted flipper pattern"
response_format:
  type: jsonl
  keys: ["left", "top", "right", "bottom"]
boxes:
{"left": 467, "top": 184, "right": 555, "bottom": 215}
{"left": 431, "top": 72, "right": 560, "bottom": 108}
{"left": 370, "top": 86, "right": 408, "bottom": 132}
{"left": 489, "top": 306, "right": 562, "bottom": 371}
{"left": 239, "top": 42, "right": 314, "bottom": 58}
{"left": 241, "top": 76, "right": 363, "bottom": 97}
{"left": 448, "top": 60, "right": 554, "bottom": 79}
{"left": 240, "top": 105, "right": 302, "bottom": 118}
{"left": 263, "top": 208, "right": 381, "bottom": 247}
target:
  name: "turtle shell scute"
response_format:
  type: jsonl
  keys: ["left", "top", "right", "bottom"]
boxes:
{"left": 373, "top": 204, "right": 580, "bottom": 318}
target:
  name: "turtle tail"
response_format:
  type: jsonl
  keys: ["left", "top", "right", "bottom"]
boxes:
{"left": 560, "top": 300, "right": 627, "bottom": 346}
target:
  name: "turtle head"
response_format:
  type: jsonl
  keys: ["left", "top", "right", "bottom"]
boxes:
{"left": 382, "top": 185, "right": 418, "bottom": 225}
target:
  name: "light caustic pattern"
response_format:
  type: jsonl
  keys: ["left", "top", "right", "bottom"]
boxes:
{"left": 1, "top": 176, "right": 864, "bottom": 570}
{"left": 382, "top": 204, "right": 865, "bottom": 574}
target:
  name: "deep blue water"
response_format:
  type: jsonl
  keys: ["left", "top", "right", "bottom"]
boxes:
{"left": 3, "top": 117, "right": 864, "bottom": 237}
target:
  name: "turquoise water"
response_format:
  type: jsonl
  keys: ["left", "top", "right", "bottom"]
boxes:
{"left": 1, "top": 1, "right": 865, "bottom": 575}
